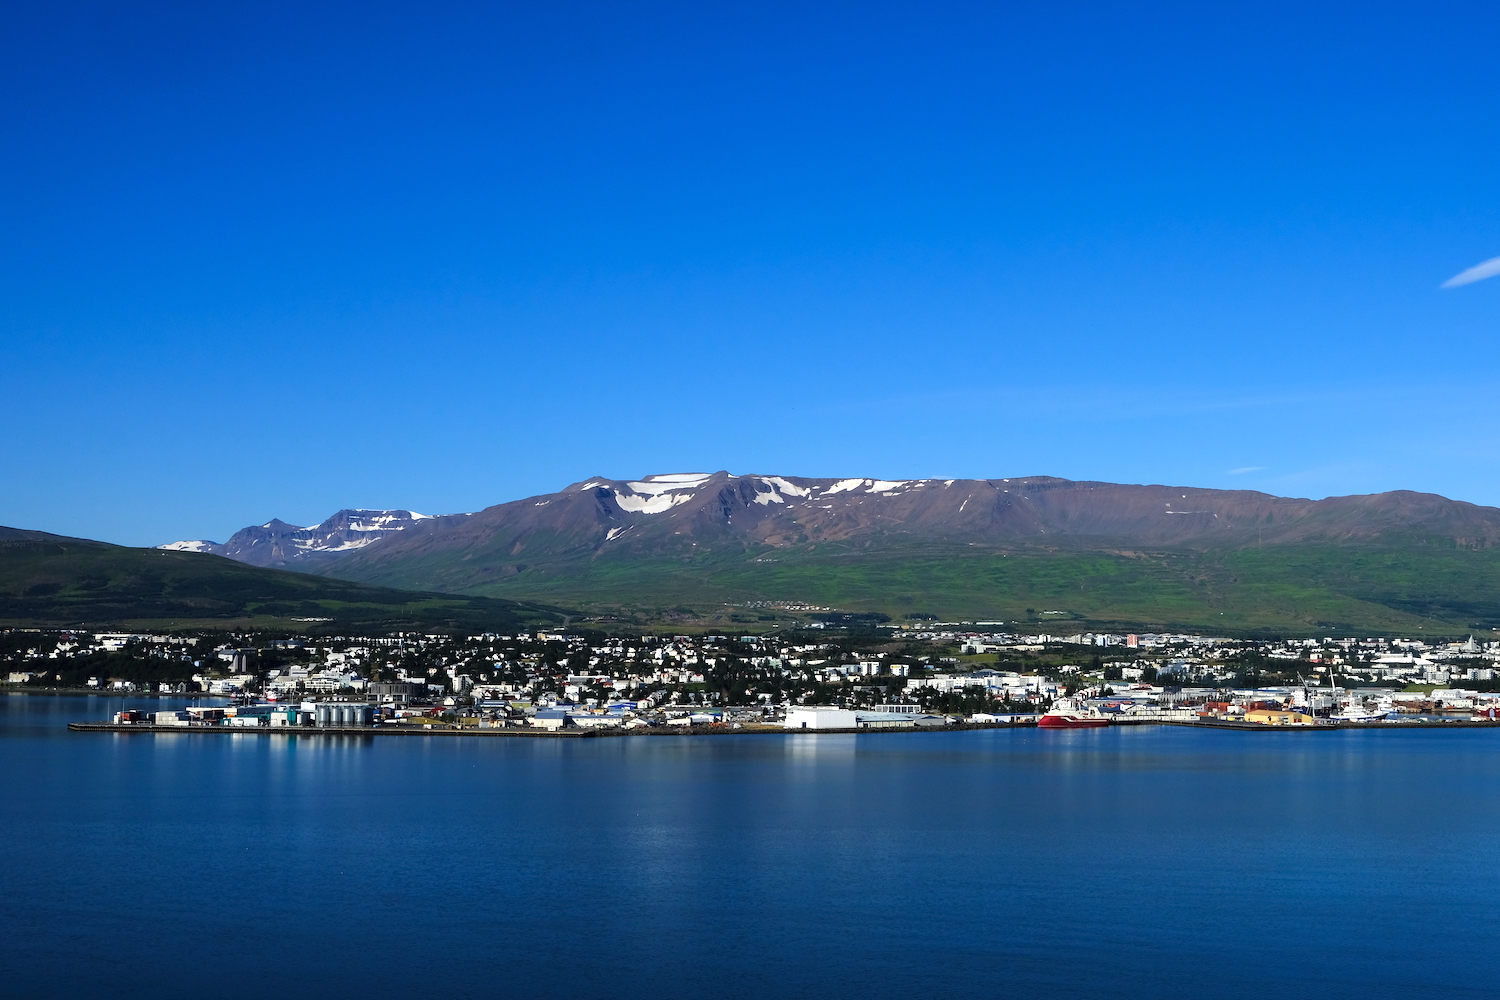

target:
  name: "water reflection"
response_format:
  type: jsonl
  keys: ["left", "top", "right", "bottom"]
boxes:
{"left": 4, "top": 696, "right": 1500, "bottom": 1000}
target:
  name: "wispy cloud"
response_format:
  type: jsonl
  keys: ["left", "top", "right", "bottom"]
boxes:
{"left": 1226, "top": 466, "right": 1264, "bottom": 475}
{"left": 1441, "top": 255, "right": 1500, "bottom": 288}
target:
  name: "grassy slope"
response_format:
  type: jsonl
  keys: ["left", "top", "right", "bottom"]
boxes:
{"left": 0, "top": 536, "right": 563, "bottom": 633}
{"left": 412, "top": 541, "right": 1500, "bottom": 636}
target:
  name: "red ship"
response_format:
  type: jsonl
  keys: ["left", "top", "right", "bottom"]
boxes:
{"left": 1038, "top": 698, "right": 1111, "bottom": 729}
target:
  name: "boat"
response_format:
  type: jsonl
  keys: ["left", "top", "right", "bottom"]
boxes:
{"left": 1038, "top": 698, "right": 1111, "bottom": 729}
{"left": 1330, "top": 701, "right": 1388, "bottom": 723}
{"left": 1323, "top": 669, "right": 1388, "bottom": 723}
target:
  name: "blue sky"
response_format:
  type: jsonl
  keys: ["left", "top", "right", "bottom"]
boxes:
{"left": 4, "top": 1, "right": 1500, "bottom": 546}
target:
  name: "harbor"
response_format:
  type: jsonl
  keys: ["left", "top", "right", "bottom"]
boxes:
{"left": 21, "top": 625, "right": 1500, "bottom": 740}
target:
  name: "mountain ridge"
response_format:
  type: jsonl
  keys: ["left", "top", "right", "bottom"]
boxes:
{"left": 159, "top": 509, "right": 468, "bottom": 569}
{"left": 136, "top": 473, "right": 1500, "bottom": 634}
{"left": 328, "top": 472, "right": 1500, "bottom": 579}
{"left": 179, "top": 474, "right": 1500, "bottom": 580}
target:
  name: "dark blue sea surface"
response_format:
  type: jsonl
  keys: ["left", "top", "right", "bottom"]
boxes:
{"left": 2, "top": 694, "right": 1498, "bottom": 999}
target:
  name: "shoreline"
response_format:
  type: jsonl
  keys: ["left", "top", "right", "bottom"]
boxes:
{"left": 66, "top": 721, "right": 1029, "bottom": 737}
{"left": 66, "top": 718, "right": 1500, "bottom": 737}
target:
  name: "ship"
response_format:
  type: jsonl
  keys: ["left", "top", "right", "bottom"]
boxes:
{"left": 1330, "top": 701, "right": 1388, "bottom": 723}
{"left": 1038, "top": 698, "right": 1111, "bottom": 729}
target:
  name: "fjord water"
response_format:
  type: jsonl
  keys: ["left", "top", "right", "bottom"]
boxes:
{"left": 3, "top": 696, "right": 1498, "bottom": 1000}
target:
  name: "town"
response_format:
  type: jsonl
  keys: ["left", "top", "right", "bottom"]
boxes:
{"left": 7, "top": 623, "right": 1500, "bottom": 730}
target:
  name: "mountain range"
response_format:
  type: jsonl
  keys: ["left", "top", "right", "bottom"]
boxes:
{"left": 157, "top": 472, "right": 1500, "bottom": 635}
{"left": 159, "top": 509, "right": 455, "bottom": 569}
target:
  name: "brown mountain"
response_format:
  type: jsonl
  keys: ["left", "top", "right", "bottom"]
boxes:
{"left": 315, "top": 473, "right": 1500, "bottom": 631}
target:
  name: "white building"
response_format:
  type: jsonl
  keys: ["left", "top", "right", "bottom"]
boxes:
{"left": 783, "top": 707, "right": 936, "bottom": 730}
{"left": 785, "top": 707, "right": 859, "bottom": 729}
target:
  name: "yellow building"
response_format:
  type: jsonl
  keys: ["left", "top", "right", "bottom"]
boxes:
{"left": 1243, "top": 709, "right": 1316, "bottom": 726}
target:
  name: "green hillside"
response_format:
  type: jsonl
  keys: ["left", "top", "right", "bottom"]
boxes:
{"left": 429, "top": 541, "right": 1500, "bottom": 637}
{"left": 313, "top": 472, "right": 1500, "bottom": 636}
{"left": 0, "top": 529, "right": 564, "bottom": 634}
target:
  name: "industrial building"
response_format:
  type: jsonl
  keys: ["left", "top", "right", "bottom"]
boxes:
{"left": 783, "top": 707, "right": 944, "bottom": 730}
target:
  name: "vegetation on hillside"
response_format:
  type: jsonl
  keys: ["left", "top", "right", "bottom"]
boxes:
{"left": 0, "top": 536, "right": 564, "bottom": 634}
{"left": 425, "top": 541, "right": 1500, "bottom": 637}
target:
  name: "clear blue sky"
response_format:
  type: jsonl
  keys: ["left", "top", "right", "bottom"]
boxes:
{"left": 4, "top": 1, "right": 1500, "bottom": 546}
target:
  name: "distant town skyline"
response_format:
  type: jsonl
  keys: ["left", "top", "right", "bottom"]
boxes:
{"left": 3, "top": 2, "right": 1499, "bottom": 546}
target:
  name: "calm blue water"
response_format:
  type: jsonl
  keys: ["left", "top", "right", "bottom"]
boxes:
{"left": 2, "top": 694, "right": 1498, "bottom": 999}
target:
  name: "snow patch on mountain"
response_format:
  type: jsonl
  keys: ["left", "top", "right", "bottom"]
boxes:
{"left": 605, "top": 473, "right": 715, "bottom": 514}
{"left": 320, "top": 538, "right": 388, "bottom": 551}
{"left": 615, "top": 490, "right": 698, "bottom": 514}
{"left": 320, "top": 511, "right": 430, "bottom": 530}
{"left": 157, "top": 540, "right": 220, "bottom": 553}
{"left": 759, "top": 476, "right": 809, "bottom": 498}
{"left": 625, "top": 477, "right": 709, "bottom": 496}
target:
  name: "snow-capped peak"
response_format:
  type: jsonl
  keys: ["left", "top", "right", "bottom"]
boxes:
{"left": 155, "top": 508, "right": 439, "bottom": 570}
